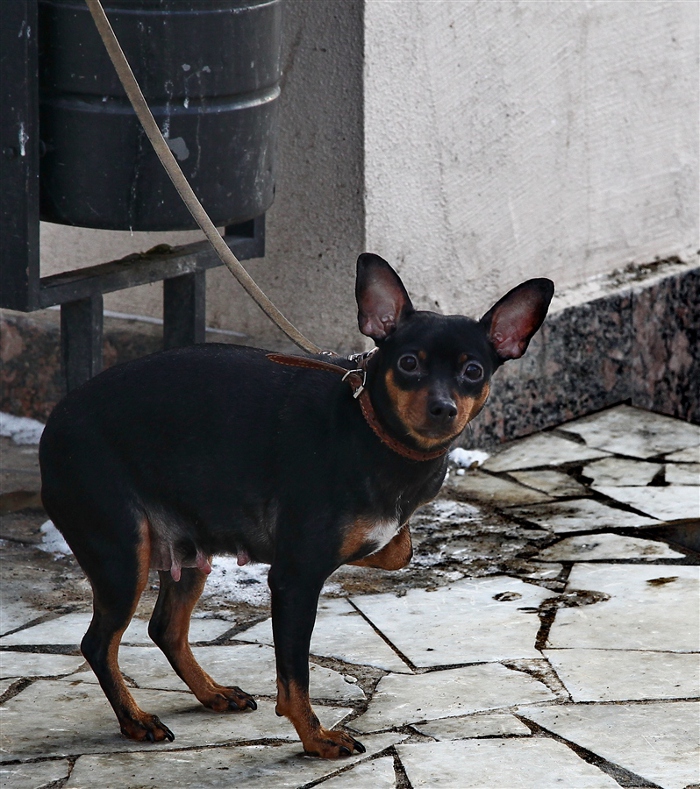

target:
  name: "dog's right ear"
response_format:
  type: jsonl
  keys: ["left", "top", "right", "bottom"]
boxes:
{"left": 356, "top": 254, "right": 414, "bottom": 342}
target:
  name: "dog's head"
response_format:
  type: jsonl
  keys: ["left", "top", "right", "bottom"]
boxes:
{"left": 356, "top": 253, "right": 554, "bottom": 450}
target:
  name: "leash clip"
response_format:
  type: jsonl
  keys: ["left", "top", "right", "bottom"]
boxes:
{"left": 342, "top": 367, "right": 367, "bottom": 398}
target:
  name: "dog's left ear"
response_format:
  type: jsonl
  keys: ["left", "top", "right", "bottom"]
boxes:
{"left": 480, "top": 278, "right": 554, "bottom": 362}
{"left": 356, "top": 253, "right": 415, "bottom": 341}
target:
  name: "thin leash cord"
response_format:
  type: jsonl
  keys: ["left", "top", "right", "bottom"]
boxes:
{"left": 84, "top": 0, "right": 324, "bottom": 356}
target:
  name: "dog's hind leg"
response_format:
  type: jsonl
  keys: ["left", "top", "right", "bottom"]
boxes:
{"left": 148, "top": 567, "right": 257, "bottom": 713}
{"left": 76, "top": 517, "right": 174, "bottom": 742}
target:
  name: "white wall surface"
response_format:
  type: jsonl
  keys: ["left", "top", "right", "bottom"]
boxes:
{"left": 39, "top": 0, "right": 698, "bottom": 350}
{"left": 364, "top": 0, "right": 699, "bottom": 318}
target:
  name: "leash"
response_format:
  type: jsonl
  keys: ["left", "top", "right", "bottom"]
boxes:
{"left": 84, "top": 0, "right": 324, "bottom": 356}
{"left": 267, "top": 353, "right": 449, "bottom": 462}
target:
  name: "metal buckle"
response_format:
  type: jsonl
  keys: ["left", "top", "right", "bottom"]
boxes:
{"left": 342, "top": 367, "right": 366, "bottom": 398}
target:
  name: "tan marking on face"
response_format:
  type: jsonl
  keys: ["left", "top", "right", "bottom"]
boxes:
{"left": 384, "top": 370, "right": 491, "bottom": 449}
{"left": 453, "top": 382, "right": 491, "bottom": 435}
{"left": 418, "top": 350, "right": 427, "bottom": 362}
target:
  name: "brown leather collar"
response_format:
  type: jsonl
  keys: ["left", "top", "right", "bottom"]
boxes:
{"left": 267, "top": 352, "right": 449, "bottom": 462}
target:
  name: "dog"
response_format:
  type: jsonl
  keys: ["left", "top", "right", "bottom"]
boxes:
{"left": 39, "top": 253, "right": 553, "bottom": 758}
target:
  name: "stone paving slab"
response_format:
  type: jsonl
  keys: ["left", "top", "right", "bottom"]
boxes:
{"left": 397, "top": 738, "right": 620, "bottom": 788}
{"left": 0, "top": 612, "right": 233, "bottom": 648}
{"left": 536, "top": 533, "right": 684, "bottom": 562}
{"left": 0, "top": 679, "right": 16, "bottom": 696}
{"left": 544, "top": 649, "right": 700, "bottom": 701}
{"left": 319, "top": 755, "right": 396, "bottom": 788}
{"left": 507, "top": 498, "right": 658, "bottom": 533}
{"left": 520, "top": 702, "right": 700, "bottom": 789}
{"left": 581, "top": 456, "right": 663, "bottom": 486}
{"left": 0, "top": 680, "right": 352, "bottom": 761}
{"left": 665, "top": 462, "right": 700, "bottom": 485}
{"left": 482, "top": 434, "right": 610, "bottom": 472}
{"left": 350, "top": 663, "right": 555, "bottom": 733}
{"left": 445, "top": 470, "right": 552, "bottom": 506}
{"left": 665, "top": 446, "right": 700, "bottom": 463}
{"left": 508, "top": 469, "right": 590, "bottom": 497}
{"left": 234, "top": 598, "right": 412, "bottom": 673}
{"left": 0, "top": 599, "right": 43, "bottom": 637}
{"left": 558, "top": 405, "right": 700, "bottom": 459}
{"left": 57, "top": 644, "right": 364, "bottom": 702}
{"left": 0, "top": 758, "right": 71, "bottom": 789}
{"left": 67, "top": 733, "right": 404, "bottom": 789}
{"left": 0, "top": 650, "right": 85, "bottom": 679}
{"left": 351, "top": 577, "right": 553, "bottom": 668}
{"left": 593, "top": 485, "right": 700, "bottom": 521}
{"left": 412, "top": 710, "right": 531, "bottom": 740}
{"left": 547, "top": 564, "right": 700, "bottom": 651}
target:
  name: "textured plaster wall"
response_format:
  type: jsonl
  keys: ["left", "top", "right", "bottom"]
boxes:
{"left": 364, "top": 0, "right": 699, "bottom": 319}
{"left": 39, "top": 0, "right": 698, "bottom": 351}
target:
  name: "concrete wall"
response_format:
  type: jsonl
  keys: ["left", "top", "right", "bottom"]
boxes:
{"left": 39, "top": 0, "right": 698, "bottom": 351}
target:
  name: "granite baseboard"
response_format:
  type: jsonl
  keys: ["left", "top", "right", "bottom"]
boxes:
{"left": 466, "top": 259, "right": 699, "bottom": 448}
{"left": 1, "top": 259, "right": 698, "bottom": 445}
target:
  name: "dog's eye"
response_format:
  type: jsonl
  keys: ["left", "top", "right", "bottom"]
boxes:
{"left": 462, "top": 361, "right": 484, "bottom": 382}
{"left": 398, "top": 354, "right": 419, "bottom": 373}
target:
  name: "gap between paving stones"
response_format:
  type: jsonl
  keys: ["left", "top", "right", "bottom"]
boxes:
{"left": 514, "top": 716, "right": 663, "bottom": 789}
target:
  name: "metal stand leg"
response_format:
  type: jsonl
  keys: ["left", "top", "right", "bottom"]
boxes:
{"left": 60, "top": 295, "right": 104, "bottom": 392}
{"left": 163, "top": 271, "right": 206, "bottom": 350}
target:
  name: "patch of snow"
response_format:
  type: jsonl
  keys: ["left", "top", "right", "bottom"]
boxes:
{"left": 449, "top": 448, "right": 489, "bottom": 469}
{"left": 38, "top": 520, "right": 72, "bottom": 557}
{"left": 203, "top": 556, "right": 271, "bottom": 606}
{"left": 203, "top": 556, "right": 343, "bottom": 607}
{"left": 0, "top": 412, "right": 45, "bottom": 445}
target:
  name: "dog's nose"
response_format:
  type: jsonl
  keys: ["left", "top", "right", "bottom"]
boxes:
{"left": 428, "top": 398, "right": 458, "bottom": 423}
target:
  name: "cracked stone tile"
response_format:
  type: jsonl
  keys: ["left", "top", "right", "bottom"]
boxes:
{"left": 412, "top": 711, "right": 531, "bottom": 740}
{"left": 0, "top": 759, "right": 71, "bottom": 789}
{"left": 67, "top": 733, "right": 405, "bottom": 789}
{"left": 544, "top": 649, "right": 700, "bottom": 701}
{"left": 0, "top": 679, "right": 17, "bottom": 696}
{"left": 517, "top": 561, "right": 564, "bottom": 581}
{"left": 0, "top": 599, "right": 43, "bottom": 636}
{"left": 547, "top": 564, "right": 700, "bottom": 651}
{"left": 520, "top": 702, "right": 700, "bottom": 789}
{"left": 0, "top": 679, "right": 352, "bottom": 760}
{"left": 351, "top": 577, "right": 553, "bottom": 668}
{"left": 234, "top": 598, "right": 412, "bottom": 673}
{"left": 58, "top": 644, "right": 364, "bottom": 703}
{"left": 536, "top": 533, "right": 684, "bottom": 562}
{"left": 319, "top": 755, "right": 396, "bottom": 788}
{"left": 558, "top": 404, "right": 700, "bottom": 459}
{"left": 482, "top": 434, "right": 609, "bottom": 472}
{"left": 397, "top": 738, "right": 620, "bottom": 788}
{"left": 593, "top": 485, "right": 700, "bottom": 521}
{"left": 507, "top": 499, "right": 657, "bottom": 534}
{"left": 0, "top": 612, "right": 233, "bottom": 647}
{"left": 665, "top": 446, "right": 700, "bottom": 463}
{"left": 508, "top": 469, "right": 590, "bottom": 498}
{"left": 350, "top": 663, "right": 554, "bottom": 733}
{"left": 445, "top": 470, "right": 552, "bottom": 506}
{"left": 665, "top": 462, "right": 700, "bottom": 485}
{"left": 581, "top": 456, "right": 662, "bottom": 487}
{"left": 1, "top": 650, "right": 85, "bottom": 679}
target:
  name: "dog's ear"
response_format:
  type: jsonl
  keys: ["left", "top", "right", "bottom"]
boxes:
{"left": 480, "top": 278, "right": 554, "bottom": 362}
{"left": 356, "top": 253, "right": 414, "bottom": 341}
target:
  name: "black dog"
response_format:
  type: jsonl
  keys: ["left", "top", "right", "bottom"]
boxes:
{"left": 40, "top": 254, "right": 553, "bottom": 758}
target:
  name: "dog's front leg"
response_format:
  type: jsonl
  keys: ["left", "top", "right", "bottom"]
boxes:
{"left": 268, "top": 560, "right": 365, "bottom": 758}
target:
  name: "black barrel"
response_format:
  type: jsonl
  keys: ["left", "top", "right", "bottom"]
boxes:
{"left": 38, "top": 0, "right": 281, "bottom": 231}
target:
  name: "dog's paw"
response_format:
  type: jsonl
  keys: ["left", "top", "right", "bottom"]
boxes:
{"left": 205, "top": 685, "right": 258, "bottom": 713}
{"left": 120, "top": 713, "right": 174, "bottom": 743}
{"left": 302, "top": 727, "right": 366, "bottom": 759}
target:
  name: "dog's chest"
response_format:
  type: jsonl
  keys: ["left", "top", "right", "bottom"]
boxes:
{"left": 342, "top": 516, "right": 401, "bottom": 561}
